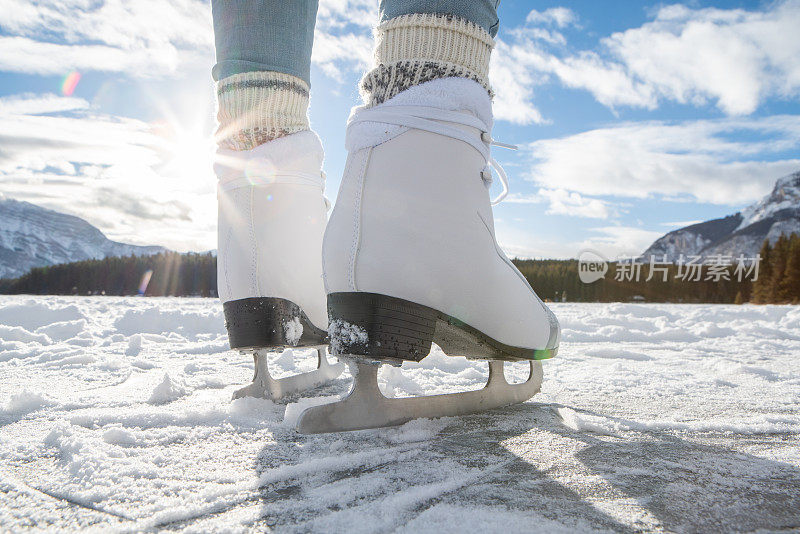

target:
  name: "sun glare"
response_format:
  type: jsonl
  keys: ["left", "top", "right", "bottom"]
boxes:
{"left": 172, "top": 130, "right": 215, "bottom": 186}
{"left": 152, "top": 119, "right": 216, "bottom": 192}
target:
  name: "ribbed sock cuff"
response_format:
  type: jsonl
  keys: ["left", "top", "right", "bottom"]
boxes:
{"left": 215, "top": 71, "right": 310, "bottom": 151}
{"left": 361, "top": 13, "right": 494, "bottom": 107}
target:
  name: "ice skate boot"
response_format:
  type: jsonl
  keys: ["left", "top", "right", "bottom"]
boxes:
{"left": 216, "top": 131, "right": 343, "bottom": 401}
{"left": 296, "top": 80, "right": 559, "bottom": 433}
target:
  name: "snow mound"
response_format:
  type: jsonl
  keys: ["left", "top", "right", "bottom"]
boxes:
{"left": 125, "top": 334, "right": 143, "bottom": 356}
{"left": 383, "top": 418, "right": 448, "bottom": 443}
{"left": 132, "top": 358, "right": 156, "bottom": 369}
{"left": 35, "top": 319, "right": 86, "bottom": 342}
{"left": 102, "top": 426, "right": 138, "bottom": 446}
{"left": 0, "top": 324, "right": 51, "bottom": 345}
{"left": 228, "top": 396, "right": 283, "bottom": 422}
{"left": 556, "top": 406, "right": 626, "bottom": 435}
{"left": 1, "top": 389, "right": 54, "bottom": 415}
{"left": 381, "top": 365, "right": 426, "bottom": 397}
{"left": 273, "top": 348, "right": 295, "bottom": 370}
{"left": 115, "top": 307, "right": 225, "bottom": 339}
{"left": 0, "top": 301, "right": 84, "bottom": 330}
{"left": 148, "top": 373, "right": 187, "bottom": 404}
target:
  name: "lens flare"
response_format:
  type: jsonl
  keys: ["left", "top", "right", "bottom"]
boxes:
{"left": 138, "top": 269, "right": 153, "bottom": 295}
{"left": 61, "top": 71, "right": 81, "bottom": 96}
{"left": 244, "top": 158, "right": 278, "bottom": 187}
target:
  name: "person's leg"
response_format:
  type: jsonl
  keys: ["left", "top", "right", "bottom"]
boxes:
{"left": 379, "top": 0, "right": 500, "bottom": 36}
{"left": 211, "top": 0, "right": 343, "bottom": 400}
{"left": 211, "top": 0, "right": 318, "bottom": 150}
{"left": 300, "top": 1, "right": 559, "bottom": 433}
{"left": 360, "top": 0, "right": 499, "bottom": 106}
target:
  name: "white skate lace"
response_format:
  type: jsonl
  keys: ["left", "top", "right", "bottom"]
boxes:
{"left": 347, "top": 105, "right": 517, "bottom": 205}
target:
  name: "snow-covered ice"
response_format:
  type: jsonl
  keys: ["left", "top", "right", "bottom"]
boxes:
{"left": 0, "top": 296, "right": 798, "bottom": 532}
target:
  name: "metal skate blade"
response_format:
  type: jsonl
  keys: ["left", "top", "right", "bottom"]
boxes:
{"left": 232, "top": 347, "right": 344, "bottom": 401}
{"left": 296, "top": 359, "right": 543, "bottom": 434}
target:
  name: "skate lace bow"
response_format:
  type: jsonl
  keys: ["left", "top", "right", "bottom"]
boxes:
{"left": 348, "top": 105, "right": 516, "bottom": 205}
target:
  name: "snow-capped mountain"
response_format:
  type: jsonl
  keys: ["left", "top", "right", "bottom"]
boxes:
{"left": 642, "top": 170, "right": 800, "bottom": 261}
{"left": 0, "top": 198, "right": 166, "bottom": 279}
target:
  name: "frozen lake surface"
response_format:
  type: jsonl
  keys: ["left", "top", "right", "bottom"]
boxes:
{"left": 0, "top": 296, "right": 798, "bottom": 532}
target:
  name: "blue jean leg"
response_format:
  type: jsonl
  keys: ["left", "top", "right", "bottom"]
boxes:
{"left": 380, "top": 0, "right": 501, "bottom": 37}
{"left": 211, "top": 0, "right": 319, "bottom": 84}
{"left": 211, "top": 1, "right": 500, "bottom": 85}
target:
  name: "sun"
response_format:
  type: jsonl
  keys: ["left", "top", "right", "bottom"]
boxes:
{"left": 170, "top": 129, "right": 216, "bottom": 187}
{"left": 144, "top": 81, "right": 218, "bottom": 195}
{"left": 151, "top": 118, "right": 216, "bottom": 193}
{"left": 143, "top": 95, "right": 218, "bottom": 250}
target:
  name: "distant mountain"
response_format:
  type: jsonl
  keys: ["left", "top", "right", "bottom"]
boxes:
{"left": 0, "top": 198, "right": 166, "bottom": 279}
{"left": 642, "top": 170, "right": 800, "bottom": 261}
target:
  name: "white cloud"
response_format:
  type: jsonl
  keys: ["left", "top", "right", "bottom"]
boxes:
{"left": 4, "top": 0, "right": 797, "bottom": 120}
{"left": 0, "top": 94, "right": 216, "bottom": 251}
{"left": 496, "top": 221, "right": 662, "bottom": 260}
{"left": 0, "top": 93, "right": 88, "bottom": 115}
{"left": 493, "top": 1, "right": 800, "bottom": 121}
{"left": 538, "top": 188, "right": 613, "bottom": 219}
{"left": 587, "top": 226, "right": 665, "bottom": 259}
{"left": 312, "top": 0, "right": 376, "bottom": 79}
{"left": 311, "top": 31, "right": 372, "bottom": 79}
{"left": 525, "top": 8, "right": 576, "bottom": 28}
{"left": 603, "top": 1, "right": 800, "bottom": 115}
{"left": 317, "top": 0, "right": 376, "bottom": 30}
{"left": 543, "top": 51, "right": 656, "bottom": 109}
{"left": 0, "top": 36, "right": 205, "bottom": 77}
{"left": 0, "top": 0, "right": 376, "bottom": 80}
{"left": 491, "top": 33, "right": 657, "bottom": 117}
{"left": 505, "top": 188, "right": 614, "bottom": 219}
{"left": 490, "top": 5, "right": 654, "bottom": 123}
{"left": 525, "top": 115, "right": 800, "bottom": 205}
{"left": 489, "top": 41, "right": 546, "bottom": 124}
{"left": 0, "top": 0, "right": 213, "bottom": 76}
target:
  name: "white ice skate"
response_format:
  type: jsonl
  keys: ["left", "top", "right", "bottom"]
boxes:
{"left": 216, "top": 131, "right": 343, "bottom": 401}
{"left": 296, "top": 80, "right": 559, "bottom": 433}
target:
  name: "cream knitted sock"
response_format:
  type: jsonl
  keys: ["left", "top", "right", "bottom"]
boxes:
{"left": 361, "top": 14, "right": 494, "bottom": 107}
{"left": 215, "top": 71, "right": 310, "bottom": 151}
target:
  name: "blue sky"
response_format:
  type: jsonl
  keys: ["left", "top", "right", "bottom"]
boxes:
{"left": 0, "top": 0, "right": 798, "bottom": 259}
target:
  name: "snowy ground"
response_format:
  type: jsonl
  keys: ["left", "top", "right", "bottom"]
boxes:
{"left": 0, "top": 296, "right": 798, "bottom": 533}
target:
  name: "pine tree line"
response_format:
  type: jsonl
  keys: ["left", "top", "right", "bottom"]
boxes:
{"left": 0, "top": 250, "right": 765, "bottom": 303}
{"left": 751, "top": 234, "right": 800, "bottom": 303}
{"left": 0, "top": 252, "right": 217, "bottom": 297}
{"left": 514, "top": 259, "right": 751, "bottom": 303}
